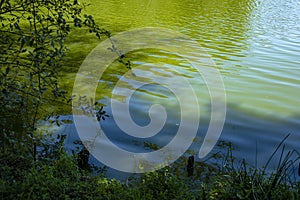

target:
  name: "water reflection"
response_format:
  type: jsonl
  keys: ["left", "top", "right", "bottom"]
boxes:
{"left": 62, "top": 0, "right": 300, "bottom": 173}
{"left": 91, "top": 0, "right": 256, "bottom": 63}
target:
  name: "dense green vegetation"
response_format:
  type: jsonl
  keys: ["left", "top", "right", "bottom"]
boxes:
{"left": 0, "top": 0, "right": 109, "bottom": 156}
{"left": 1, "top": 135, "right": 300, "bottom": 199}
{"left": 1, "top": 0, "right": 300, "bottom": 199}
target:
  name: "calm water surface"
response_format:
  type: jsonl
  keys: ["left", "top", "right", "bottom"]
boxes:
{"left": 56, "top": 0, "right": 300, "bottom": 172}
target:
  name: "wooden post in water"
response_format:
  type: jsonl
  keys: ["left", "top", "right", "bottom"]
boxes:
{"left": 187, "top": 155, "right": 194, "bottom": 177}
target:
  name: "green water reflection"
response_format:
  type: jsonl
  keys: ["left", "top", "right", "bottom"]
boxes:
{"left": 76, "top": 0, "right": 300, "bottom": 118}
{"left": 60, "top": 0, "right": 300, "bottom": 168}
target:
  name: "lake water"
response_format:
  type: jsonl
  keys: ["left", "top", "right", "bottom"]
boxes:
{"left": 52, "top": 0, "right": 300, "bottom": 174}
